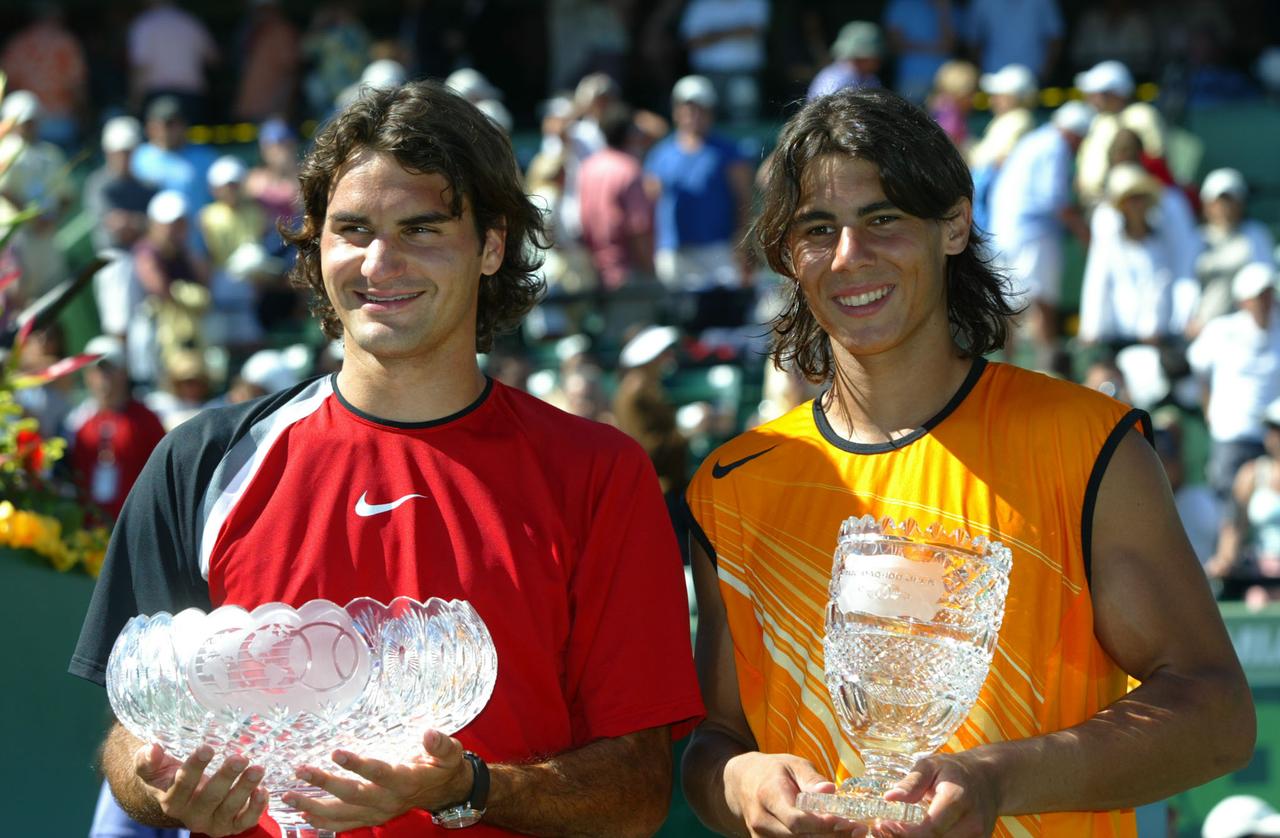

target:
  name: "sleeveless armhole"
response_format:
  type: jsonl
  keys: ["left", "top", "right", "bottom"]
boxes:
{"left": 679, "top": 495, "right": 718, "bottom": 569}
{"left": 1081, "top": 407, "right": 1154, "bottom": 587}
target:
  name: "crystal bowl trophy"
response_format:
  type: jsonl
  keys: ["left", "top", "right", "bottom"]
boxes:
{"left": 106, "top": 597, "right": 498, "bottom": 838}
{"left": 796, "top": 515, "right": 1012, "bottom": 825}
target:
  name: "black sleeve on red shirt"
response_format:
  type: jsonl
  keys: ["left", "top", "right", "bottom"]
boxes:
{"left": 68, "top": 380, "right": 318, "bottom": 686}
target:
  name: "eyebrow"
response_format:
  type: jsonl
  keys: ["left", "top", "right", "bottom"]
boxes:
{"left": 328, "top": 210, "right": 457, "bottom": 226}
{"left": 791, "top": 200, "right": 898, "bottom": 225}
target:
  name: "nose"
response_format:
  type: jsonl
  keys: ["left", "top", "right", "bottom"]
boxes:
{"left": 361, "top": 236, "right": 406, "bottom": 282}
{"left": 830, "top": 225, "right": 870, "bottom": 272}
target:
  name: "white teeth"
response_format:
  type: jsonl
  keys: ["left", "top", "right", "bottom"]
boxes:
{"left": 360, "top": 292, "right": 418, "bottom": 302}
{"left": 836, "top": 287, "right": 890, "bottom": 307}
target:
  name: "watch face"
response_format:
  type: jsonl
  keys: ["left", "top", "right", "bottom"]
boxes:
{"left": 433, "top": 807, "right": 484, "bottom": 829}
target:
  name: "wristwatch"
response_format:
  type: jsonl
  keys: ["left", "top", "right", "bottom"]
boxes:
{"left": 430, "top": 751, "right": 489, "bottom": 828}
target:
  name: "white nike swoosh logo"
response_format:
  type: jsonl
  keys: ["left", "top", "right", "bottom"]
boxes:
{"left": 354, "top": 491, "right": 428, "bottom": 517}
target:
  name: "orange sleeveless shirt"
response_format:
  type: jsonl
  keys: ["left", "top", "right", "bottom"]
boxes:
{"left": 686, "top": 359, "right": 1150, "bottom": 838}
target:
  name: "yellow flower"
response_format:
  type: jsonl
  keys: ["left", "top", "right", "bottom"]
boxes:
{"left": 83, "top": 549, "right": 106, "bottom": 577}
{"left": 9, "top": 510, "right": 38, "bottom": 548}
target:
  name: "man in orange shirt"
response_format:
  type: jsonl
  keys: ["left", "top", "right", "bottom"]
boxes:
{"left": 681, "top": 87, "right": 1254, "bottom": 837}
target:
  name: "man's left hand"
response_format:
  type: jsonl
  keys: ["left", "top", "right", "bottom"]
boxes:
{"left": 873, "top": 754, "right": 1000, "bottom": 838}
{"left": 283, "top": 729, "right": 472, "bottom": 832}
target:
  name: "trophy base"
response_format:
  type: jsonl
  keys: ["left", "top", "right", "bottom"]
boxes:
{"left": 795, "top": 790, "right": 926, "bottom": 825}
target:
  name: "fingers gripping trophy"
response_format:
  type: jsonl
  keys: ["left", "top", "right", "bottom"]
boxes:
{"left": 106, "top": 597, "right": 497, "bottom": 838}
{"left": 796, "top": 515, "right": 1012, "bottom": 825}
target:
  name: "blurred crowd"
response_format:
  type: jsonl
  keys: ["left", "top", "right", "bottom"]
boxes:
{"left": 3, "top": 0, "right": 1280, "bottom": 613}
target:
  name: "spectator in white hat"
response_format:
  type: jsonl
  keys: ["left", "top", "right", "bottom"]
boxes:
{"left": 444, "top": 67, "right": 500, "bottom": 104}
{"left": 335, "top": 57, "right": 408, "bottom": 111}
{"left": 198, "top": 156, "right": 267, "bottom": 351}
{"left": 1190, "top": 167, "right": 1277, "bottom": 336}
{"left": 1074, "top": 59, "right": 1168, "bottom": 209}
{"left": 968, "top": 63, "right": 1039, "bottom": 230}
{"left": 0, "top": 89, "right": 73, "bottom": 303}
{"left": 1087, "top": 127, "right": 1202, "bottom": 316}
{"left": 1201, "top": 794, "right": 1280, "bottom": 838}
{"left": 83, "top": 116, "right": 155, "bottom": 252}
{"left": 987, "top": 99, "right": 1094, "bottom": 365}
{"left": 83, "top": 115, "right": 158, "bottom": 370}
{"left": 1077, "top": 163, "right": 1196, "bottom": 346}
{"left": 1188, "top": 262, "right": 1280, "bottom": 500}
{"left": 644, "top": 75, "right": 756, "bottom": 295}
{"left": 198, "top": 155, "right": 265, "bottom": 269}
{"left": 970, "top": 64, "right": 1039, "bottom": 170}
{"left": 807, "top": 21, "right": 884, "bottom": 100}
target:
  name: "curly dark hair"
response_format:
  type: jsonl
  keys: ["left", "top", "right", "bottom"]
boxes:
{"left": 282, "top": 79, "right": 548, "bottom": 352}
{"left": 752, "top": 87, "right": 1019, "bottom": 382}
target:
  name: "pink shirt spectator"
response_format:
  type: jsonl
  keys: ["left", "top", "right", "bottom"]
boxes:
{"left": 128, "top": 2, "right": 218, "bottom": 96}
{"left": 578, "top": 147, "right": 654, "bottom": 290}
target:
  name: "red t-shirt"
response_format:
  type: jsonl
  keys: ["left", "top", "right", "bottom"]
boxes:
{"left": 70, "top": 398, "right": 167, "bottom": 521}
{"left": 72, "top": 376, "right": 703, "bottom": 837}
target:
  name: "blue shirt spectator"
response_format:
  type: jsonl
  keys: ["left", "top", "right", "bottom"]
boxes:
{"left": 883, "top": 0, "right": 956, "bottom": 103}
{"left": 645, "top": 133, "right": 747, "bottom": 252}
{"left": 965, "top": 0, "right": 1063, "bottom": 79}
{"left": 130, "top": 96, "right": 216, "bottom": 222}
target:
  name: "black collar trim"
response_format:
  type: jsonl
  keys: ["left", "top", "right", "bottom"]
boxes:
{"left": 813, "top": 357, "right": 988, "bottom": 454}
{"left": 332, "top": 373, "right": 494, "bottom": 429}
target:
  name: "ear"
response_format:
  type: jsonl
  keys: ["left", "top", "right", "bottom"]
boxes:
{"left": 480, "top": 225, "right": 506, "bottom": 277}
{"left": 941, "top": 198, "right": 972, "bottom": 256}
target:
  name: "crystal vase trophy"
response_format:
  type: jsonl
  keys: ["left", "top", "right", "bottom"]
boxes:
{"left": 106, "top": 597, "right": 498, "bottom": 838}
{"left": 796, "top": 516, "right": 1012, "bottom": 825}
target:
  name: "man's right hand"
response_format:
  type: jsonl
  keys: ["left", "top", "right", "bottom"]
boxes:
{"left": 133, "top": 742, "right": 269, "bottom": 836}
{"left": 724, "top": 751, "right": 866, "bottom": 837}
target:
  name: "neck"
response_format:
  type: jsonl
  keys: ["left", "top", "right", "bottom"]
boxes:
{"left": 335, "top": 348, "right": 487, "bottom": 424}
{"left": 821, "top": 331, "right": 972, "bottom": 446}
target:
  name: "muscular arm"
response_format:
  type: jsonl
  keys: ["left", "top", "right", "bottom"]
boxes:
{"left": 890, "top": 431, "right": 1255, "bottom": 833}
{"left": 682, "top": 541, "right": 861, "bottom": 837}
{"left": 484, "top": 725, "right": 672, "bottom": 838}
{"left": 999, "top": 431, "right": 1252, "bottom": 811}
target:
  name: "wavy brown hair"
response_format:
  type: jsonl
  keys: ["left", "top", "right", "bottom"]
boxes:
{"left": 752, "top": 87, "right": 1019, "bottom": 382}
{"left": 283, "top": 79, "right": 548, "bottom": 352}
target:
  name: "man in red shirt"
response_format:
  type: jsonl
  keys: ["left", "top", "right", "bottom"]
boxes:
{"left": 73, "top": 80, "right": 702, "bottom": 837}
{"left": 68, "top": 336, "right": 167, "bottom": 523}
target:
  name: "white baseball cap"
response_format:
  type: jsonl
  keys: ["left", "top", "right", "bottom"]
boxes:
{"left": 207, "top": 155, "right": 248, "bottom": 189}
{"left": 360, "top": 58, "right": 406, "bottom": 90}
{"left": 1232, "top": 261, "right": 1277, "bottom": 302}
{"left": 1201, "top": 167, "right": 1248, "bottom": 203}
{"left": 979, "top": 64, "right": 1037, "bottom": 98}
{"left": 1202, "top": 795, "right": 1280, "bottom": 838}
{"left": 1105, "top": 163, "right": 1160, "bottom": 203}
{"left": 1051, "top": 100, "right": 1096, "bottom": 137}
{"left": 476, "top": 98, "right": 513, "bottom": 134}
{"left": 1, "top": 90, "right": 41, "bottom": 124}
{"left": 147, "top": 190, "right": 188, "bottom": 224}
{"left": 101, "top": 115, "right": 143, "bottom": 153}
{"left": 84, "top": 335, "right": 126, "bottom": 368}
{"left": 239, "top": 349, "right": 300, "bottom": 393}
{"left": 1075, "top": 60, "right": 1135, "bottom": 97}
{"left": 672, "top": 75, "right": 717, "bottom": 109}
{"left": 446, "top": 67, "right": 500, "bottom": 102}
{"left": 620, "top": 325, "right": 680, "bottom": 368}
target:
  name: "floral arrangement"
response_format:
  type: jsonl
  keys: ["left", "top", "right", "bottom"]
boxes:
{"left": 0, "top": 70, "right": 111, "bottom": 576}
